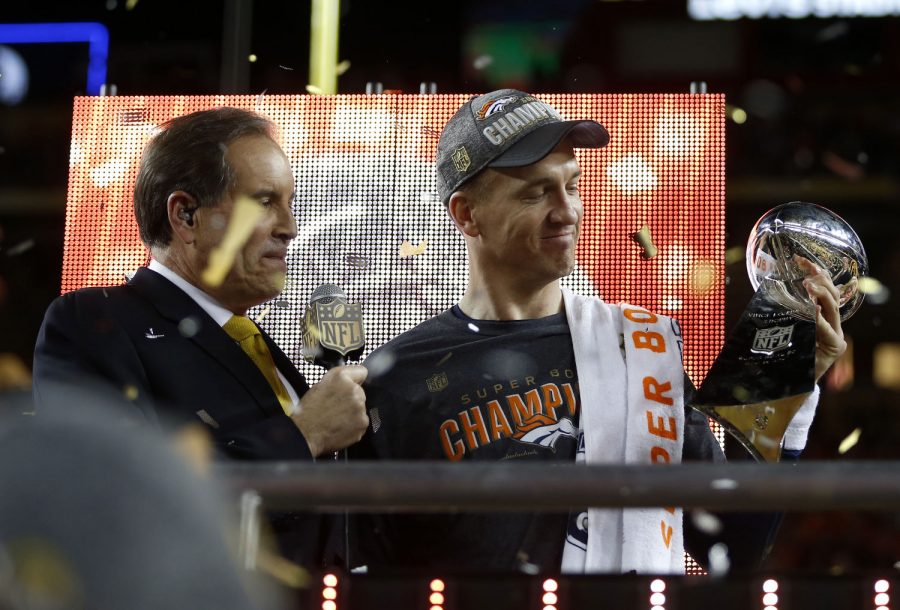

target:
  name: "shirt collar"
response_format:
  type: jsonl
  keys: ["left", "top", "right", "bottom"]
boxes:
{"left": 147, "top": 259, "right": 235, "bottom": 327}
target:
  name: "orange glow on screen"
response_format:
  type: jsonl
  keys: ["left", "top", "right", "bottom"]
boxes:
{"left": 63, "top": 93, "right": 725, "bottom": 386}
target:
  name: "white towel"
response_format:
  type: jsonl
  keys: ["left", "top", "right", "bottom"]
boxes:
{"left": 562, "top": 288, "right": 686, "bottom": 574}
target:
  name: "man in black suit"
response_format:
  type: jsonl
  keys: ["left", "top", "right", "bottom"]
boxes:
{"left": 33, "top": 107, "right": 368, "bottom": 562}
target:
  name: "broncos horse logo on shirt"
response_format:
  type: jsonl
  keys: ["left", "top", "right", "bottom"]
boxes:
{"left": 513, "top": 413, "right": 578, "bottom": 450}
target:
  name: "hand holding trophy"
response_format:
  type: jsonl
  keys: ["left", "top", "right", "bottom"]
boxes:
{"left": 691, "top": 202, "right": 868, "bottom": 462}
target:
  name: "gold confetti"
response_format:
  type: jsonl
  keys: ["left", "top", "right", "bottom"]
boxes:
{"left": 10, "top": 540, "right": 82, "bottom": 605}
{"left": 631, "top": 225, "right": 658, "bottom": 259}
{"left": 256, "top": 549, "right": 310, "bottom": 588}
{"left": 255, "top": 304, "right": 272, "bottom": 323}
{"left": 336, "top": 60, "right": 351, "bottom": 75}
{"left": 724, "top": 246, "right": 745, "bottom": 265}
{"left": 0, "top": 353, "right": 31, "bottom": 390}
{"left": 125, "top": 0, "right": 139, "bottom": 8}
{"left": 172, "top": 424, "right": 214, "bottom": 475}
{"left": 728, "top": 106, "right": 747, "bottom": 124}
{"left": 123, "top": 385, "right": 139, "bottom": 401}
{"left": 306, "top": 84, "right": 324, "bottom": 95}
{"left": 731, "top": 385, "right": 750, "bottom": 402}
{"left": 858, "top": 276, "right": 885, "bottom": 294}
{"left": 7, "top": 238, "right": 35, "bottom": 256}
{"left": 838, "top": 427, "right": 861, "bottom": 454}
{"left": 255, "top": 90, "right": 267, "bottom": 111}
{"left": 201, "top": 196, "right": 266, "bottom": 288}
{"left": 399, "top": 239, "right": 428, "bottom": 258}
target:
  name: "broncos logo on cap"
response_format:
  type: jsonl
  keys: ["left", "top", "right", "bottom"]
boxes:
{"left": 513, "top": 413, "right": 577, "bottom": 450}
{"left": 476, "top": 95, "right": 517, "bottom": 120}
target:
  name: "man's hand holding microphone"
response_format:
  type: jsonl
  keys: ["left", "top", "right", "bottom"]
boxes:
{"left": 292, "top": 284, "right": 368, "bottom": 457}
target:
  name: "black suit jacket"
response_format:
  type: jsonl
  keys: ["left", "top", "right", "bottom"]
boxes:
{"left": 33, "top": 267, "right": 329, "bottom": 563}
{"left": 34, "top": 267, "right": 312, "bottom": 459}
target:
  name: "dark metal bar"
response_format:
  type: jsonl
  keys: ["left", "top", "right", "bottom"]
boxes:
{"left": 214, "top": 461, "right": 900, "bottom": 512}
{"left": 220, "top": 0, "right": 253, "bottom": 93}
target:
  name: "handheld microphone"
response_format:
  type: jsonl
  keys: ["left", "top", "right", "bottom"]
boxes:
{"left": 301, "top": 283, "right": 366, "bottom": 369}
{"left": 300, "top": 283, "right": 366, "bottom": 569}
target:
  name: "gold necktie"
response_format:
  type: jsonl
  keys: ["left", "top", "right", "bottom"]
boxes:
{"left": 223, "top": 315, "right": 293, "bottom": 415}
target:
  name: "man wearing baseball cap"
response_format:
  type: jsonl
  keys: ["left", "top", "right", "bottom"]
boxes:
{"left": 350, "top": 90, "right": 846, "bottom": 574}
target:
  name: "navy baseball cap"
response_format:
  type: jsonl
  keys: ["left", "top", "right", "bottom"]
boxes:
{"left": 436, "top": 89, "right": 610, "bottom": 204}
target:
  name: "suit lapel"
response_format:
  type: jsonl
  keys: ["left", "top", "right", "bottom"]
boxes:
{"left": 129, "top": 268, "right": 286, "bottom": 418}
{"left": 262, "top": 330, "right": 310, "bottom": 396}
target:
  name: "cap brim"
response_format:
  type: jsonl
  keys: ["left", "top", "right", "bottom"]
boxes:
{"left": 488, "top": 120, "right": 610, "bottom": 168}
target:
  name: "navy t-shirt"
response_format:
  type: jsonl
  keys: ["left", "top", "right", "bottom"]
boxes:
{"left": 350, "top": 306, "right": 775, "bottom": 571}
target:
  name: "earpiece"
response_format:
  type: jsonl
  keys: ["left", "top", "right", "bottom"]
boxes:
{"left": 178, "top": 208, "right": 196, "bottom": 226}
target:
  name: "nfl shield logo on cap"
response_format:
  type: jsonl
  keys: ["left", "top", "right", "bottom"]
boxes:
{"left": 451, "top": 146, "right": 471, "bottom": 173}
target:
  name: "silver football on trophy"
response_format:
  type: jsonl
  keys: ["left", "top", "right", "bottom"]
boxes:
{"left": 746, "top": 201, "right": 868, "bottom": 322}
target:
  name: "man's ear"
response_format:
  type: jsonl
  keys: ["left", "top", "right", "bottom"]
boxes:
{"left": 166, "top": 192, "right": 199, "bottom": 244}
{"left": 447, "top": 191, "right": 480, "bottom": 238}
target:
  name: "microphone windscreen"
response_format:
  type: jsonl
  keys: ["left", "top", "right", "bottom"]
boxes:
{"left": 309, "top": 283, "right": 346, "bottom": 305}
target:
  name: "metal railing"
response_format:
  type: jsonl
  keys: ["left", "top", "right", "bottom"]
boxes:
{"left": 215, "top": 460, "right": 900, "bottom": 512}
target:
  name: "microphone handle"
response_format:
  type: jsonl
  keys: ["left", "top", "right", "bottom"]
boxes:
{"left": 341, "top": 444, "right": 350, "bottom": 569}
{"left": 327, "top": 357, "right": 347, "bottom": 463}
{"left": 329, "top": 354, "right": 349, "bottom": 465}
{"left": 323, "top": 355, "right": 350, "bottom": 568}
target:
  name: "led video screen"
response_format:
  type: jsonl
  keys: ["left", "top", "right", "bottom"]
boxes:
{"left": 62, "top": 93, "right": 725, "bottom": 391}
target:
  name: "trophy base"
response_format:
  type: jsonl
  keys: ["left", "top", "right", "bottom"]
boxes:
{"left": 694, "top": 394, "right": 810, "bottom": 462}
